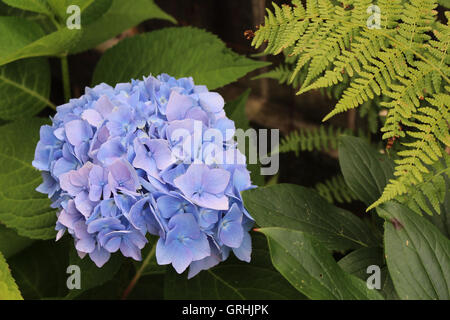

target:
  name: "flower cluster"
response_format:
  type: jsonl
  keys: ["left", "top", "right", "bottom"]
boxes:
{"left": 33, "top": 74, "right": 255, "bottom": 277}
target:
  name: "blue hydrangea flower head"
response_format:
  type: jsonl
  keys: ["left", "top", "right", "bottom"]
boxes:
{"left": 33, "top": 74, "right": 255, "bottom": 277}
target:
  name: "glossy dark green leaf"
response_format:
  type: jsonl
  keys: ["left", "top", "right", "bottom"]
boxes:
{"left": 339, "top": 136, "right": 394, "bottom": 206}
{"left": 338, "top": 247, "right": 398, "bottom": 299}
{"left": 0, "top": 224, "right": 34, "bottom": 258}
{"left": 260, "top": 227, "right": 383, "bottom": 300}
{"left": 164, "top": 233, "right": 305, "bottom": 300}
{"left": 379, "top": 201, "right": 450, "bottom": 300}
{"left": 242, "top": 184, "right": 379, "bottom": 251}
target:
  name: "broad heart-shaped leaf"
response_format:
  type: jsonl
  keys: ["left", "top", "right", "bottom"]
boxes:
{"left": 224, "top": 89, "right": 264, "bottom": 186}
{"left": 0, "top": 250, "right": 22, "bottom": 300}
{"left": 0, "top": 119, "right": 57, "bottom": 240}
{"left": 259, "top": 227, "right": 384, "bottom": 300}
{"left": 0, "top": 58, "right": 52, "bottom": 119}
{"left": 92, "top": 27, "right": 270, "bottom": 90}
{"left": 8, "top": 239, "right": 70, "bottom": 299}
{"left": 242, "top": 184, "right": 379, "bottom": 251}
{"left": 0, "top": 16, "right": 45, "bottom": 57}
{"left": 70, "top": 0, "right": 176, "bottom": 54}
{"left": 338, "top": 247, "right": 399, "bottom": 299}
{"left": 64, "top": 246, "right": 124, "bottom": 299}
{"left": 378, "top": 201, "right": 450, "bottom": 300}
{"left": 0, "top": 0, "right": 171, "bottom": 65}
{"left": 2, "top": 0, "right": 50, "bottom": 14}
{"left": 164, "top": 233, "right": 305, "bottom": 300}
{"left": 0, "top": 224, "right": 34, "bottom": 259}
{"left": 339, "top": 136, "right": 394, "bottom": 206}
{"left": 0, "top": 16, "right": 81, "bottom": 66}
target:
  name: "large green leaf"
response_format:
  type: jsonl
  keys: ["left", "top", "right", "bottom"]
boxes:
{"left": 0, "top": 16, "right": 45, "bottom": 58}
{"left": 0, "top": 58, "right": 52, "bottom": 119}
{"left": 77, "top": 0, "right": 112, "bottom": 26}
{"left": 93, "top": 27, "right": 270, "bottom": 90}
{"left": 2, "top": 0, "right": 112, "bottom": 27}
{"left": 164, "top": 233, "right": 305, "bottom": 300}
{"left": 0, "top": 0, "right": 171, "bottom": 65}
{"left": 259, "top": 227, "right": 384, "bottom": 300}
{"left": 242, "top": 184, "right": 379, "bottom": 251}
{"left": 0, "top": 16, "right": 81, "bottom": 66}
{"left": 0, "top": 0, "right": 38, "bottom": 16}
{"left": 2, "top": 0, "right": 50, "bottom": 14}
{"left": 71, "top": 0, "right": 176, "bottom": 54}
{"left": 0, "top": 119, "right": 56, "bottom": 240}
{"left": 8, "top": 239, "right": 69, "bottom": 299}
{"left": 0, "top": 224, "right": 34, "bottom": 258}
{"left": 338, "top": 247, "right": 399, "bottom": 299}
{"left": 379, "top": 201, "right": 450, "bottom": 300}
{"left": 339, "top": 136, "right": 394, "bottom": 206}
{"left": 0, "top": 250, "right": 22, "bottom": 300}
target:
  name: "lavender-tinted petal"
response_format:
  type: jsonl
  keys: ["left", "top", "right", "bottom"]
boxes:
{"left": 89, "top": 246, "right": 111, "bottom": 267}
{"left": 82, "top": 109, "right": 103, "bottom": 128}
{"left": 198, "top": 92, "right": 224, "bottom": 113}
{"left": 192, "top": 192, "right": 229, "bottom": 211}
{"left": 65, "top": 119, "right": 93, "bottom": 147}
{"left": 166, "top": 90, "right": 193, "bottom": 121}
{"left": 202, "top": 168, "right": 230, "bottom": 194}
{"left": 104, "top": 236, "right": 121, "bottom": 253}
{"left": 97, "top": 138, "right": 126, "bottom": 165}
{"left": 232, "top": 231, "right": 252, "bottom": 262}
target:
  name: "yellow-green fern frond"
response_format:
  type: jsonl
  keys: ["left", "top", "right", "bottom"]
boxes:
{"left": 370, "top": 154, "right": 450, "bottom": 215}
{"left": 251, "top": 0, "right": 450, "bottom": 213}
{"left": 275, "top": 125, "right": 364, "bottom": 156}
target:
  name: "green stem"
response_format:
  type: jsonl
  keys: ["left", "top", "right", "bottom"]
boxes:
{"left": 60, "top": 55, "right": 71, "bottom": 101}
{"left": 121, "top": 241, "right": 157, "bottom": 300}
